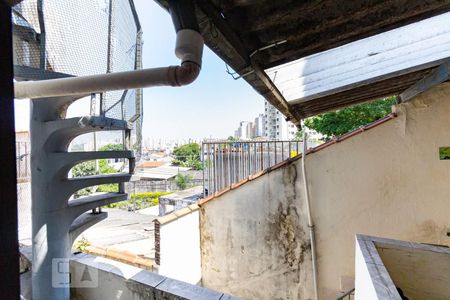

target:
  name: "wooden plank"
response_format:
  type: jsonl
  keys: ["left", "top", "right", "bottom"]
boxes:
{"left": 399, "top": 61, "right": 450, "bottom": 103}
{"left": 292, "top": 69, "right": 431, "bottom": 118}
{"left": 0, "top": 2, "right": 20, "bottom": 298}
{"left": 251, "top": 63, "right": 300, "bottom": 124}
{"left": 265, "top": 12, "right": 450, "bottom": 104}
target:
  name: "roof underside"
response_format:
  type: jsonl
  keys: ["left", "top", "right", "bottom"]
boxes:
{"left": 157, "top": 0, "right": 450, "bottom": 123}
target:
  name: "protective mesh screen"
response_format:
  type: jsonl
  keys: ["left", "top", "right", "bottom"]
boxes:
{"left": 12, "top": 0, "right": 40, "bottom": 69}
{"left": 12, "top": 0, "right": 142, "bottom": 147}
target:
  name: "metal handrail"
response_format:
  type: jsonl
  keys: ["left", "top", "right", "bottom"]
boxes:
{"left": 336, "top": 288, "right": 355, "bottom": 300}
{"left": 16, "top": 141, "right": 30, "bottom": 180}
{"left": 202, "top": 140, "right": 303, "bottom": 197}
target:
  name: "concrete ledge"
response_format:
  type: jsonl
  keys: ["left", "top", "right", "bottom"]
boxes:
{"left": 355, "top": 235, "right": 401, "bottom": 300}
{"left": 356, "top": 234, "right": 450, "bottom": 299}
{"left": 71, "top": 253, "right": 241, "bottom": 300}
{"left": 83, "top": 245, "right": 153, "bottom": 271}
{"left": 155, "top": 200, "right": 200, "bottom": 225}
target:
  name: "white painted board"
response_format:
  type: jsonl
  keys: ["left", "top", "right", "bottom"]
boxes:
{"left": 265, "top": 12, "right": 450, "bottom": 104}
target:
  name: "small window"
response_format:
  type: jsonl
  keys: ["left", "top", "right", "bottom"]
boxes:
{"left": 439, "top": 147, "right": 450, "bottom": 160}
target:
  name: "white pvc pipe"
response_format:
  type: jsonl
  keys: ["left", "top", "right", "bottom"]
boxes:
{"left": 302, "top": 131, "right": 319, "bottom": 300}
{"left": 14, "top": 29, "right": 203, "bottom": 99}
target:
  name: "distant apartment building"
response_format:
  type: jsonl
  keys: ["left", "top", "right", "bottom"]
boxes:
{"left": 264, "top": 101, "right": 297, "bottom": 140}
{"left": 254, "top": 114, "right": 265, "bottom": 137}
{"left": 234, "top": 121, "right": 252, "bottom": 139}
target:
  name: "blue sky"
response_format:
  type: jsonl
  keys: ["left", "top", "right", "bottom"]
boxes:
{"left": 133, "top": 0, "right": 264, "bottom": 140}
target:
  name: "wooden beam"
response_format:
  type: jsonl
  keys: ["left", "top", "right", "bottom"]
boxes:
{"left": 399, "top": 60, "right": 450, "bottom": 103}
{"left": 0, "top": 2, "right": 20, "bottom": 298}
{"left": 251, "top": 63, "right": 300, "bottom": 124}
{"left": 194, "top": 0, "right": 300, "bottom": 123}
{"left": 194, "top": 0, "right": 249, "bottom": 65}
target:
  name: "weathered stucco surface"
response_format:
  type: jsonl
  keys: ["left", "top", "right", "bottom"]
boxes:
{"left": 201, "top": 163, "right": 314, "bottom": 300}
{"left": 200, "top": 83, "right": 450, "bottom": 299}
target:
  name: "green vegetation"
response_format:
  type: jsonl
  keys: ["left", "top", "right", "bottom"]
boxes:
{"left": 172, "top": 143, "right": 202, "bottom": 170}
{"left": 304, "top": 97, "right": 396, "bottom": 140}
{"left": 73, "top": 237, "right": 90, "bottom": 252}
{"left": 175, "top": 173, "right": 193, "bottom": 190}
{"left": 99, "top": 144, "right": 123, "bottom": 151}
{"left": 439, "top": 147, "right": 450, "bottom": 160}
{"left": 294, "top": 129, "right": 304, "bottom": 141}
{"left": 97, "top": 183, "right": 119, "bottom": 193}
{"left": 71, "top": 143, "right": 123, "bottom": 197}
{"left": 105, "top": 191, "right": 172, "bottom": 209}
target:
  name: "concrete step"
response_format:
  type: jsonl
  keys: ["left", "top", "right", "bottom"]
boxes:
{"left": 68, "top": 192, "right": 127, "bottom": 216}
{"left": 44, "top": 116, "right": 130, "bottom": 152}
{"left": 62, "top": 173, "right": 132, "bottom": 200}
{"left": 51, "top": 150, "right": 135, "bottom": 178}
{"left": 69, "top": 212, "right": 108, "bottom": 245}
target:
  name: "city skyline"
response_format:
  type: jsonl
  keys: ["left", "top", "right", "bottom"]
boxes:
{"left": 133, "top": 0, "right": 264, "bottom": 140}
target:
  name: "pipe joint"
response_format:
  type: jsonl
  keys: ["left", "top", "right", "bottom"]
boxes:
{"left": 175, "top": 29, "right": 204, "bottom": 67}
{"left": 167, "top": 62, "right": 201, "bottom": 87}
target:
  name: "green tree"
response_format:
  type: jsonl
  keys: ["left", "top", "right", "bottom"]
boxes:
{"left": 294, "top": 129, "right": 304, "bottom": 141}
{"left": 71, "top": 161, "right": 98, "bottom": 197}
{"left": 172, "top": 143, "right": 202, "bottom": 170}
{"left": 304, "top": 97, "right": 395, "bottom": 139}
{"left": 98, "top": 143, "right": 123, "bottom": 174}
{"left": 174, "top": 173, "right": 193, "bottom": 190}
{"left": 71, "top": 143, "right": 123, "bottom": 196}
{"left": 99, "top": 144, "right": 123, "bottom": 151}
{"left": 71, "top": 160, "right": 96, "bottom": 177}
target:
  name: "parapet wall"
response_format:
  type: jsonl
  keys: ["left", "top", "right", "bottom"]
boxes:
{"left": 199, "top": 83, "right": 450, "bottom": 299}
{"left": 70, "top": 252, "right": 239, "bottom": 300}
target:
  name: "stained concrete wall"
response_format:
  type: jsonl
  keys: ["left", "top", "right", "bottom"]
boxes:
{"left": 200, "top": 83, "right": 450, "bottom": 299}
{"left": 200, "top": 164, "right": 314, "bottom": 299}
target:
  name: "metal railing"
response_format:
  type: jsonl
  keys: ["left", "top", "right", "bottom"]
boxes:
{"left": 16, "top": 141, "right": 30, "bottom": 181}
{"left": 202, "top": 140, "right": 303, "bottom": 196}
{"left": 336, "top": 288, "right": 355, "bottom": 300}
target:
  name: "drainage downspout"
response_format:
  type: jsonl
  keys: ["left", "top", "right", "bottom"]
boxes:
{"left": 14, "top": 0, "right": 203, "bottom": 99}
{"left": 302, "top": 131, "right": 319, "bottom": 300}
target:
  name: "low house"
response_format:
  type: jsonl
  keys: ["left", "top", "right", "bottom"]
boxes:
{"left": 159, "top": 185, "right": 203, "bottom": 215}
